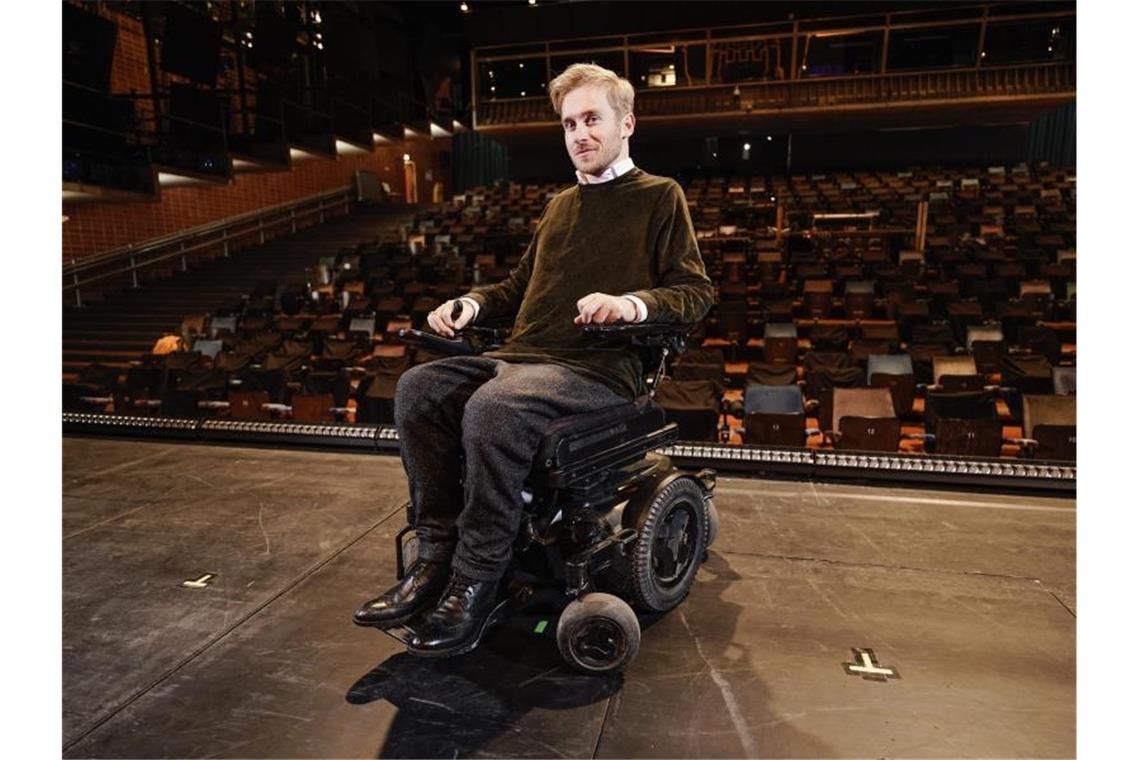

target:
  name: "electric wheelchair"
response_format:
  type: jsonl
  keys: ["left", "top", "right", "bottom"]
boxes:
{"left": 371, "top": 320, "right": 719, "bottom": 674}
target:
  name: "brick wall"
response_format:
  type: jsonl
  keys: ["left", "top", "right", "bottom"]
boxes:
{"left": 63, "top": 4, "right": 452, "bottom": 260}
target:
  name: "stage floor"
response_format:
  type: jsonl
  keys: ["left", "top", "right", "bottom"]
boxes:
{"left": 62, "top": 437, "right": 1075, "bottom": 758}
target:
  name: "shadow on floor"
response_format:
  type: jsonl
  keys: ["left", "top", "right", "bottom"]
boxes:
{"left": 347, "top": 619, "right": 622, "bottom": 758}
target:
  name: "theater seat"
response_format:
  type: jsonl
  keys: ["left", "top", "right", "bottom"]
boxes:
{"left": 1021, "top": 394, "right": 1076, "bottom": 461}
{"left": 741, "top": 385, "right": 806, "bottom": 447}
{"left": 827, "top": 387, "right": 900, "bottom": 452}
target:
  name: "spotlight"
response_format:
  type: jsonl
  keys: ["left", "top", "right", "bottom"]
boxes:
{"left": 403, "top": 153, "right": 411, "bottom": 162}
{"left": 460, "top": 2, "right": 469, "bottom": 12}
{"left": 743, "top": 143, "right": 751, "bottom": 150}
{"left": 529, "top": 0, "right": 537, "bottom": 5}
{"left": 767, "top": 135, "right": 773, "bottom": 141}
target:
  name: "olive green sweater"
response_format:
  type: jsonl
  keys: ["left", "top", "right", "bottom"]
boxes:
{"left": 467, "top": 168, "right": 714, "bottom": 399}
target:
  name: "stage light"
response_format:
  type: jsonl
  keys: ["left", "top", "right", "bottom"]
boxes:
{"left": 767, "top": 135, "right": 773, "bottom": 141}
{"left": 743, "top": 143, "right": 751, "bottom": 150}
{"left": 529, "top": 0, "right": 537, "bottom": 5}
{"left": 403, "top": 153, "right": 411, "bottom": 162}
{"left": 460, "top": 2, "right": 469, "bottom": 12}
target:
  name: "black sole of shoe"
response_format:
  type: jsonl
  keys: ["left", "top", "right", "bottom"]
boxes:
{"left": 403, "top": 599, "right": 510, "bottom": 659}
{"left": 351, "top": 597, "right": 440, "bottom": 629}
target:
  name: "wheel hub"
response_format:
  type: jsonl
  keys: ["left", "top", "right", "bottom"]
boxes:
{"left": 572, "top": 617, "right": 627, "bottom": 669}
{"left": 652, "top": 502, "right": 697, "bottom": 585}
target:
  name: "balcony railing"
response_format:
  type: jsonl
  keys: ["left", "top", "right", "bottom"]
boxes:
{"left": 63, "top": 187, "right": 355, "bottom": 307}
{"left": 475, "top": 62, "right": 1075, "bottom": 127}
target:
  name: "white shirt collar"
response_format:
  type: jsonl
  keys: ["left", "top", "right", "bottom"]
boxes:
{"left": 576, "top": 157, "right": 635, "bottom": 185}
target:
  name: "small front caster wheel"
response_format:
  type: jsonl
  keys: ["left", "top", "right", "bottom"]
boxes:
{"left": 557, "top": 592, "right": 641, "bottom": 673}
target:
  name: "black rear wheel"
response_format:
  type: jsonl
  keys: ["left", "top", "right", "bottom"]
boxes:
{"left": 630, "top": 477, "right": 708, "bottom": 612}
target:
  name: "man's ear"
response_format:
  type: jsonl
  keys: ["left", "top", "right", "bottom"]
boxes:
{"left": 622, "top": 112, "right": 636, "bottom": 139}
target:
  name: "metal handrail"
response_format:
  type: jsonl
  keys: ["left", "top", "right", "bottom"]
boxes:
{"left": 476, "top": 61, "right": 1075, "bottom": 126}
{"left": 64, "top": 186, "right": 355, "bottom": 306}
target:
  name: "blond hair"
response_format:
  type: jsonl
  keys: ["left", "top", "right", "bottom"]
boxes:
{"left": 548, "top": 62, "right": 635, "bottom": 118}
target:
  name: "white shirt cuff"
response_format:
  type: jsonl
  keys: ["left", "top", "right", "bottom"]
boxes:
{"left": 622, "top": 294, "right": 648, "bottom": 323}
{"left": 458, "top": 296, "right": 481, "bottom": 321}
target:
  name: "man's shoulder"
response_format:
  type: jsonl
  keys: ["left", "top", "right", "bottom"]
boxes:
{"left": 625, "top": 171, "right": 685, "bottom": 211}
{"left": 550, "top": 184, "right": 579, "bottom": 203}
{"left": 633, "top": 169, "right": 674, "bottom": 189}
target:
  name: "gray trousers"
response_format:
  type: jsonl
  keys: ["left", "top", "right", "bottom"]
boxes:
{"left": 393, "top": 356, "right": 627, "bottom": 582}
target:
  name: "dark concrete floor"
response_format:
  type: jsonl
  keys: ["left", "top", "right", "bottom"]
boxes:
{"left": 62, "top": 437, "right": 1075, "bottom": 758}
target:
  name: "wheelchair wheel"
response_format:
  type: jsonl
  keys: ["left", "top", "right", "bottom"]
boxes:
{"left": 557, "top": 593, "right": 641, "bottom": 673}
{"left": 630, "top": 477, "right": 708, "bottom": 612}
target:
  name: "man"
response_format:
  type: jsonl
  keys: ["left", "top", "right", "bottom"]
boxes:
{"left": 353, "top": 63, "right": 714, "bottom": 656}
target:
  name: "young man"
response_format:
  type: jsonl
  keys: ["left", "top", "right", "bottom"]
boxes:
{"left": 353, "top": 63, "right": 714, "bottom": 655}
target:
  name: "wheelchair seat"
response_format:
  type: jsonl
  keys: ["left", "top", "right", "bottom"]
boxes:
{"left": 532, "top": 397, "right": 679, "bottom": 490}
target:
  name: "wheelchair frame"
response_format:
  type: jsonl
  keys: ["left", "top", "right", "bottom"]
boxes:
{"left": 376, "top": 322, "right": 719, "bottom": 673}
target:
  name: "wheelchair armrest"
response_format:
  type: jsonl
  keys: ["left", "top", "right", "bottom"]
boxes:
{"left": 399, "top": 327, "right": 473, "bottom": 355}
{"left": 399, "top": 321, "right": 511, "bottom": 355}
{"left": 581, "top": 322, "right": 695, "bottom": 350}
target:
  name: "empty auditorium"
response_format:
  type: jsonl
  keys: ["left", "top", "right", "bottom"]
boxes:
{"left": 31, "top": 0, "right": 1119, "bottom": 757}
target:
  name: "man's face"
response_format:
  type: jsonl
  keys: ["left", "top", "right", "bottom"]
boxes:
{"left": 560, "top": 84, "right": 634, "bottom": 177}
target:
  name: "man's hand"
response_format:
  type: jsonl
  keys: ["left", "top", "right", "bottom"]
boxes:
{"left": 426, "top": 298, "right": 475, "bottom": 338}
{"left": 574, "top": 293, "right": 638, "bottom": 325}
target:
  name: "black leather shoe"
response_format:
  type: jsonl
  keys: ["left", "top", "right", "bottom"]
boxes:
{"left": 352, "top": 560, "right": 450, "bottom": 627}
{"left": 405, "top": 573, "right": 505, "bottom": 657}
